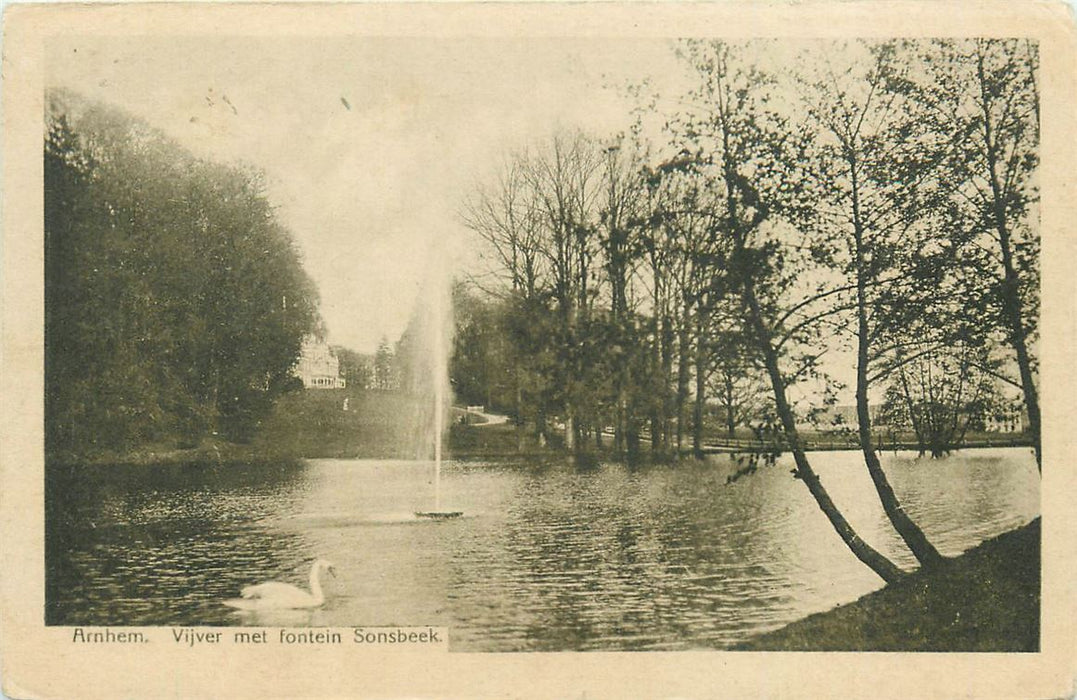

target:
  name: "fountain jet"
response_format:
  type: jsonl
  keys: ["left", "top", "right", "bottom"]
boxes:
{"left": 414, "top": 255, "right": 462, "bottom": 520}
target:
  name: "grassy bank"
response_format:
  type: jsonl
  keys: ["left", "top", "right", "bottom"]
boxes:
{"left": 734, "top": 518, "right": 1040, "bottom": 652}
{"left": 54, "top": 386, "right": 1032, "bottom": 467}
{"left": 51, "top": 388, "right": 550, "bottom": 466}
{"left": 252, "top": 388, "right": 427, "bottom": 459}
{"left": 253, "top": 389, "right": 552, "bottom": 460}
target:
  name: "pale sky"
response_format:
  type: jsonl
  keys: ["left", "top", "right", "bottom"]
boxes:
{"left": 48, "top": 36, "right": 683, "bottom": 353}
{"left": 48, "top": 36, "right": 1026, "bottom": 404}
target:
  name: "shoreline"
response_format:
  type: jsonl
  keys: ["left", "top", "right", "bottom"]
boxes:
{"left": 47, "top": 436, "right": 1035, "bottom": 469}
{"left": 732, "top": 518, "right": 1040, "bottom": 652}
{"left": 688, "top": 439, "right": 1034, "bottom": 455}
{"left": 47, "top": 389, "right": 1034, "bottom": 468}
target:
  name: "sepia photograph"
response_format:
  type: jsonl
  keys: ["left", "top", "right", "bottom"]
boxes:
{"left": 41, "top": 31, "right": 1044, "bottom": 651}
{"left": 4, "top": 2, "right": 1077, "bottom": 697}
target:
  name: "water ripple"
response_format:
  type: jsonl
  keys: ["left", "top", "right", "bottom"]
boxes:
{"left": 47, "top": 449, "right": 1038, "bottom": 649}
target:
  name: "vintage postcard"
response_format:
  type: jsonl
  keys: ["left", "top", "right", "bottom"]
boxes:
{"left": 2, "top": 1, "right": 1076, "bottom": 698}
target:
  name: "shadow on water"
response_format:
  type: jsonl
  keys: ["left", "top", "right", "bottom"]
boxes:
{"left": 45, "top": 460, "right": 310, "bottom": 626}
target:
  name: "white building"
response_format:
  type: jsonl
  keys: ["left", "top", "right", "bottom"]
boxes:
{"left": 294, "top": 338, "right": 346, "bottom": 389}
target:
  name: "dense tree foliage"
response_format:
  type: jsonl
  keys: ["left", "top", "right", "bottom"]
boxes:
{"left": 916, "top": 39, "right": 1042, "bottom": 470}
{"left": 332, "top": 346, "right": 373, "bottom": 390}
{"left": 45, "top": 90, "right": 320, "bottom": 457}
{"left": 456, "top": 39, "right": 1039, "bottom": 580}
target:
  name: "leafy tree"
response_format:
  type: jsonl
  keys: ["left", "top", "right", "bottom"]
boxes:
{"left": 523, "top": 132, "right": 604, "bottom": 455}
{"left": 596, "top": 137, "right": 649, "bottom": 454}
{"left": 794, "top": 41, "right": 946, "bottom": 566}
{"left": 373, "top": 336, "right": 396, "bottom": 391}
{"left": 670, "top": 40, "right": 906, "bottom": 583}
{"left": 909, "top": 39, "right": 1041, "bottom": 470}
{"left": 45, "top": 90, "right": 319, "bottom": 455}
{"left": 462, "top": 159, "right": 558, "bottom": 442}
{"left": 333, "top": 346, "right": 373, "bottom": 390}
{"left": 465, "top": 132, "right": 614, "bottom": 456}
{"left": 707, "top": 323, "right": 770, "bottom": 438}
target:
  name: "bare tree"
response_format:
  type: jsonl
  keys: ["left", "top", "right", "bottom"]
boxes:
{"left": 523, "top": 132, "right": 603, "bottom": 454}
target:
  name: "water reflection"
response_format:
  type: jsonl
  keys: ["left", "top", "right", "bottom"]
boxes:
{"left": 46, "top": 448, "right": 1039, "bottom": 649}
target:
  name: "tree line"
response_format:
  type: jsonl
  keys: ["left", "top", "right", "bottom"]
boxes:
{"left": 455, "top": 39, "right": 1040, "bottom": 581}
{"left": 45, "top": 90, "right": 321, "bottom": 459}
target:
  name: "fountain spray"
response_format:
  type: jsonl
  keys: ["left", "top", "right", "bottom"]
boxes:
{"left": 416, "top": 250, "right": 461, "bottom": 520}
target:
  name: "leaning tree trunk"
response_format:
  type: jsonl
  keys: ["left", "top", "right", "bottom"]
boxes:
{"left": 743, "top": 282, "right": 905, "bottom": 584}
{"left": 851, "top": 186, "right": 945, "bottom": 568}
{"left": 856, "top": 355, "right": 945, "bottom": 567}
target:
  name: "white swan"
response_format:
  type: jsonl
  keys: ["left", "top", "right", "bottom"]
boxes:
{"left": 224, "top": 559, "right": 336, "bottom": 611}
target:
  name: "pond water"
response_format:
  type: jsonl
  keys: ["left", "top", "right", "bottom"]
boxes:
{"left": 46, "top": 448, "right": 1039, "bottom": 650}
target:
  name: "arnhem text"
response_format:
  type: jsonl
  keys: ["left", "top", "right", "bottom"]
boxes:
{"left": 71, "top": 627, "right": 444, "bottom": 646}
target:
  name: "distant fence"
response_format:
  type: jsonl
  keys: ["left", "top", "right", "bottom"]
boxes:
{"left": 687, "top": 435, "right": 1033, "bottom": 454}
